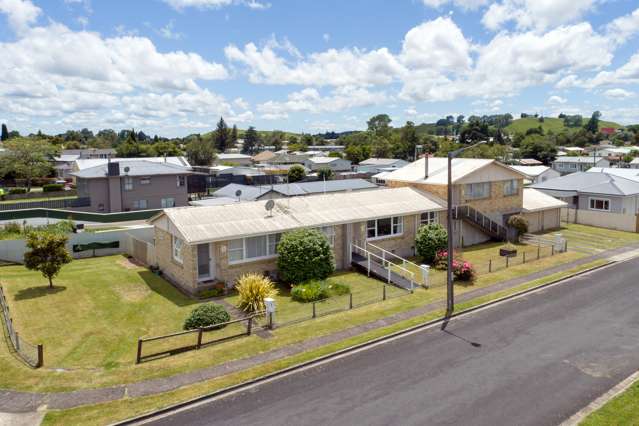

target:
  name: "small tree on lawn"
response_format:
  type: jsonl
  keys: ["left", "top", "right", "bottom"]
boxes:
{"left": 416, "top": 223, "right": 448, "bottom": 263}
{"left": 277, "top": 229, "right": 335, "bottom": 284}
{"left": 317, "top": 167, "right": 334, "bottom": 181}
{"left": 23, "top": 231, "right": 72, "bottom": 289}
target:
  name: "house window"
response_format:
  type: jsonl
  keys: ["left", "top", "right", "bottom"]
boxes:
{"left": 228, "top": 233, "right": 281, "bottom": 264}
{"left": 367, "top": 217, "right": 403, "bottom": 239}
{"left": 140, "top": 177, "right": 151, "bottom": 185}
{"left": 589, "top": 198, "right": 610, "bottom": 212}
{"left": 569, "top": 163, "right": 577, "bottom": 170}
{"left": 420, "top": 211, "right": 437, "bottom": 226}
{"left": 318, "top": 226, "right": 335, "bottom": 247}
{"left": 177, "top": 175, "right": 186, "bottom": 187}
{"left": 124, "top": 176, "right": 133, "bottom": 191}
{"left": 172, "top": 235, "right": 184, "bottom": 264}
{"left": 465, "top": 182, "right": 491, "bottom": 200}
{"left": 132, "top": 199, "right": 147, "bottom": 210}
{"left": 161, "top": 198, "right": 175, "bottom": 208}
{"left": 504, "top": 179, "right": 518, "bottom": 196}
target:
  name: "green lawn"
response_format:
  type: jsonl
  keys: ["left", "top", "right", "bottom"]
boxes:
{"left": 0, "top": 195, "right": 77, "bottom": 205}
{"left": 536, "top": 224, "right": 639, "bottom": 254}
{"left": 581, "top": 380, "right": 639, "bottom": 425}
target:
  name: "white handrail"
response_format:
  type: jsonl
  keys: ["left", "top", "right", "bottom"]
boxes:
{"left": 351, "top": 242, "right": 415, "bottom": 290}
{"left": 365, "top": 241, "right": 422, "bottom": 276}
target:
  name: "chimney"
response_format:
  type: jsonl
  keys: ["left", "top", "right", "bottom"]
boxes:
{"left": 424, "top": 154, "right": 429, "bottom": 179}
{"left": 107, "top": 161, "right": 120, "bottom": 177}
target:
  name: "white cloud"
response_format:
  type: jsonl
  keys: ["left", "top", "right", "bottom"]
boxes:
{"left": 421, "top": 0, "right": 488, "bottom": 10}
{"left": 547, "top": 95, "right": 567, "bottom": 104}
{"left": 0, "top": 0, "right": 41, "bottom": 33}
{"left": 482, "top": 0, "right": 596, "bottom": 32}
{"left": 322, "top": 33, "right": 330, "bottom": 42}
{"left": 605, "top": 8, "right": 639, "bottom": 46}
{"left": 602, "top": 88, "right": 634, "bottom": 99}
{"left": 164, "top": 0, "right": 269, "bottom": 10}
{"left": 158, "top": 20, "right": 184, "bottom": 40}
{"left": 584, "top": 52, "right": 639, "bottom": 88}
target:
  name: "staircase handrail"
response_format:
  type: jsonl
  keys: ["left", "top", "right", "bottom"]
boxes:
{"left": 351, "top": 242, "right": 415, "bottom": 289}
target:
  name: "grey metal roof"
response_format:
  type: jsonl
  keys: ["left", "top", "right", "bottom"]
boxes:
{"left": 71, "top": 160, "right": 193, "bottom": 179}
{"left": 359, "top": 158, "right": 405, "bottom": 166}
{"left": 531, "top": 171, "right": 639, "bottom": 196}
{"left": 553, "top": 156, "right": 608, "bottom": 163}
{"left": 213, "top": 179, "right": 377, "bottom": 201}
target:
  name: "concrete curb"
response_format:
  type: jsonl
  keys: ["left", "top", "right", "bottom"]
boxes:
{"left": 560, "top": 370, "right": 639, "bottom": 426}
{"left": 112, "top": 260, "right": 617, "bottom": 426}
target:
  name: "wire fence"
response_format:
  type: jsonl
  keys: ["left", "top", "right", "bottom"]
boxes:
{"left": 0, "top": 284, "right": 43, "bottom": 368}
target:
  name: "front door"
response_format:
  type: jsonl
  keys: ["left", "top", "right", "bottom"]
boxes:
{"left": 197, "top": 243, "right": 212, "bottom": 281}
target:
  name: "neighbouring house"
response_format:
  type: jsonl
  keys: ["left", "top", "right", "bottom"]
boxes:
{"left": 53, "top": 148, "right": 118, "bottom": 178}
{"left": 382, "top": 157, "right": 561, "bottom": 246}
{"left": 630, "top": 158, "right": 639, "bottom": 169}
{"left": 356, "top": 158, "right": 410, "bottom": 174}
{"left": 210, "top": 179, "right": 378, "bottom": 202}
{"left": 307, "top": 145, "right": 345, "bottom": 153}
{"left": 251, "top": 151, "right": 276, "bottom": 163}
{"left": 600, "top": 127, "right": 617, "bottom": 137}
{"left": 71, "top": 161, "right": 195, "bottom": 212}
{"left": 551, "top": 156, "right": 610, "bottom": 175}
{"left": 521, "top": 188, "right": 567, "bottom": 233}
{"left": 73, "top": 156, "right": 191, "bottom": 173}
{"left": 514, "top": 158, "right": 543, "bottom": 166}
{"left": 149, "top": 187, "right": 445, "bottom": 294}
{"left": 511, "top": 165, "right": 560, "bottom": 185}
{"left": 63, "top": 148, "right": 116, "bottom": 159}
{"left": 267, "top": 152, "right": 311, "bottom": 165}
{"left": 214, "top": 153, "right": 253, "bottom": 166}
{"left": 304, "top": 157, "right": 352, "bottom": 172}
{"left": 531, "top": 171, "right": 639, "bottom": 232}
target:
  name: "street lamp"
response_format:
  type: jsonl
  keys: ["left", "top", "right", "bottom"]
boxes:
{"left": 446, "top": 140, "right": 488, "bottom": 317}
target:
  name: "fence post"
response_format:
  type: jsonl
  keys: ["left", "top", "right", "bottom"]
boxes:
{"left": 136, "top": 339, "right": 143, "bottom": 364}
{"left": 15, "top": 331, "right": 20, "bottom": 351}
{"left": 247, "top": 317, "right": 253, "bottom": 336}
{"left": 489, "top": 259, "right": 492, "bottom": 273}
{"left": 383, "top": 285, "right": 387, "bottom": 301}
{"left": 36, "top": 344, "right": 43, "bottom": 368}
{"left": 349, "top": 293, "right": 353, "bottom": 310}
{"left": 312, "top": 302, "right": 316, "bottom": 318}
{"left": 552, "top": 245, "right": 555, "bottom": 256}
{"left": 523, "top": 252, "right": 526, "bottom": 264}
{"left": 538, "top": 245, "right": 540, "bottom": 260}
{"left": 367, "top": 253, "right": 371, "bottom": 277}
{"left": 506, "top": 256, "right": 509, "bottom": 268}
{"left": 197, "top": 328, "right": 203, "bottom": 349}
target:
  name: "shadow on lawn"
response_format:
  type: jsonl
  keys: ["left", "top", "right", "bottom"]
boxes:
{"left": 13, "top": 286, "right": 67, "bottom": 300}
{"left": 137, "top": 270, "right": 199, "bottom": 307}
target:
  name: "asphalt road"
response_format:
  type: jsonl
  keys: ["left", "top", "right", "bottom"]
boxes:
{"left": 147, "top": 258, "right": 639, "bottom": 426}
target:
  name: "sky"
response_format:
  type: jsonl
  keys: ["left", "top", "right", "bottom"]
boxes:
{"left": 0, "top": 0, "right": 638, "bottom": 137}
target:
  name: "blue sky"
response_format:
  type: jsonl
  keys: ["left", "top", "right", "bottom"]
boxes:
{"left": 0, "top": 0, "right": 638, "bottom": 137}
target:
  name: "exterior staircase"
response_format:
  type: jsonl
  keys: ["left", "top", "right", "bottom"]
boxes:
{"left": 453, "top": 205, "right": 508, "bottom": 241}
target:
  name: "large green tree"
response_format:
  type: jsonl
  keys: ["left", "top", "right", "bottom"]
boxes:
{"left": 185, "top": 136, "right": 216, "bottom": 166}
{"left": 242, "top": 126, "right": 260, "bottom": 154}
{"left": 520, "top": 135, "right": 557, "bottom": 165}
{"left": 585, "top": 111, "right": 601, "bottom": 134}
{"left": 24, "top": 231, "right": 72, "bottom": 289}
{"left": 0, "top": 138, "right": 55, "bottom": 191}
{"left": 214, "top": 117, "right": 230, "bottom": 152}
{"left": 367, "top": 114, "right": 392, "bottom": 137}
{"left": 1, "top": 124, "right": 8, "bottom": 141}
{"left": 395, "top": 121, "right": 420, "bottom": 160}
{"left": 230, "top": 125, "right": 238, "bottom": 147}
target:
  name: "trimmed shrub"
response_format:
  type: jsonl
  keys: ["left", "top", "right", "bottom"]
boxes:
{"left": 416, "top": 223, "right": 448, "bottom": 263}
{"left": 287, "top": 164, "right": 306, "bottom": 183}
{"left": 8, "top": 188, "right": 27, "bottom": 195}
{"left": 235, "top": 273, "right": 278, "bottom": 313}
{"left": 317, "top": 167, "right": 334, "bottom": 180}
{"left": 3, "top": 222, "right": 21, "bottom": 234}
{"left": 43, "top": 183, "right": 64, "bottom": 192}
{"left": 183, "top": 303, "right": 230, "bottom": 330}
{"left": 291, "top": 280, "right": 329, "bottom": 303}
{"left": 277, "top": 228, "right": 335, "bottom": 284}
{"left": 453, "top": 260, "right": 476, "bottom": 282}
{"left": 507, "top": 215, "right": 529, "bottom": 236}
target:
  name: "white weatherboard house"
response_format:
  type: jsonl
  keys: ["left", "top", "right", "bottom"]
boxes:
{"left": 150, "top": 187, "right": 446, "bottom": 294}
{"left": 551, "top": 156, "right": 610, "bottom": 175}
{"left": 511, "top": 165, "right": 560, "bottom": 185}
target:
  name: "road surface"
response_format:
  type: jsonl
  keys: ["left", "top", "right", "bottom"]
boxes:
{"left": 147, "top": 258, "right": 639, "bottom": 426}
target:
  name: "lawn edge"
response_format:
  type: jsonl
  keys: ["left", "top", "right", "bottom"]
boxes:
{"left": 109, "top": 259, "right": 616, "bottom": 426}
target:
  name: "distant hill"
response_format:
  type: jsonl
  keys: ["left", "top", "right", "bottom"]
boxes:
{"left": 505, "top": 117, "right": 623, "bottom": 135}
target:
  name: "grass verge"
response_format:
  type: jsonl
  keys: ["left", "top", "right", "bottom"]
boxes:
{"left": 40, "top": 258, "right": 609, "bottom": 426}
{"left": 580, "top": 378, "right": 639, "bottom": 426}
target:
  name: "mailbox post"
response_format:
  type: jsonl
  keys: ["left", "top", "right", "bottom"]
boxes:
{"left": 264, "top": 297, "right": 276, "bottom": 330}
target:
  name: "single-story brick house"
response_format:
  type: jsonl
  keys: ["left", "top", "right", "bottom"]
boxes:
{"left": 149, "top": 187, "right": 446, "bottom": 295}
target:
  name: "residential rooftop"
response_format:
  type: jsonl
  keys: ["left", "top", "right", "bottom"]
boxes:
{"left": 522, "top": 188, "right": 567, "bottom": 212}
{"left": 74, "top": 156, "right": 191, "bottom": 170}
{"left": 531, "top": 171, "right": 639, "bottom": 196}
{"left": 71, "top": 160, "right": 194, "bottom": 179}
{"left": 511, "top": 165, "right": 551, "bottom": 178}
{"left": 552, "top": 156, "right": 607, "bottom": 163}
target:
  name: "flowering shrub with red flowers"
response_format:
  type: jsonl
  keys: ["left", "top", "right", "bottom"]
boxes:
{"left": 433, "top": 249, "right": 457, "bottom": 270}
{"left": 453, "top": 260, "right": 476, "bottom": 282}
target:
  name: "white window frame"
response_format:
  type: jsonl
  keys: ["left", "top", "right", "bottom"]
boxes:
{"left": 588, "top": 197, "right": 611, "bottom": 212}
{"left": 140, "top": 176, "right": 151, "bottom": 185}
{"left": 318, "top": 226, "right": 336, "bottom": 247}
{"left": 124, "top": 176, "right": 133, "bottom": 191}
{"left": 569, "top": 163, "right": 578, "bottom": 170}
{"left": 172, "top": 235, "right": 184, "bottom": 264}
{"left": 465, "top": 182, "right": 491, "bottom": 200}
{"left": 504, "top": 179, "right": 518, "bottom": 197}
{"left": 161, "top": 197, "right": 175, "bottom": 208}
{"left": 177, "top": 175, "right": 186, "bottom": 188}
{"left": 227, "top": 233, "right": 281, "bottom": 264}
{"left": 132, "top": 199, "right": 148, "bottom": 210}
{"left": 420, "top": 211, "right": 437, "bottom": 226}
{"left": 367, "top": 216, "right": 404, "bottom": 240}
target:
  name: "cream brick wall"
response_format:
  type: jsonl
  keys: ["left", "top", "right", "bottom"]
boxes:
{"left": 462, "top": 179, "right": 524, "bottom": 217}
{"left": 365, "top": 214, "right": 420, "bottom": 258}
{"left": 155, "top": 228, "right": 199, "bottom": 295}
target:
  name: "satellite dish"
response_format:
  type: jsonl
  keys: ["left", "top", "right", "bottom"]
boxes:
{"left": 265, "top": 199, "right": 275, "bottom": 216}
{"left": 235, "top": 189, "right": 242, "bottom": 198}
{"left": 124, "top": 166, "right": 130, "bottom": 174}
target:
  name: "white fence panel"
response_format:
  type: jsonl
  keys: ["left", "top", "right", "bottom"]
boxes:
{"left": 561, "top": 208, "right": 638, "bottom": 233}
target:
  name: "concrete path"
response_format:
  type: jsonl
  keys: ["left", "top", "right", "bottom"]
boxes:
{"left": 145, "top": 256, "right": 639, "bottom": 426}
{"left": 1, "top": 243, "right": 638, "bottom": 417}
